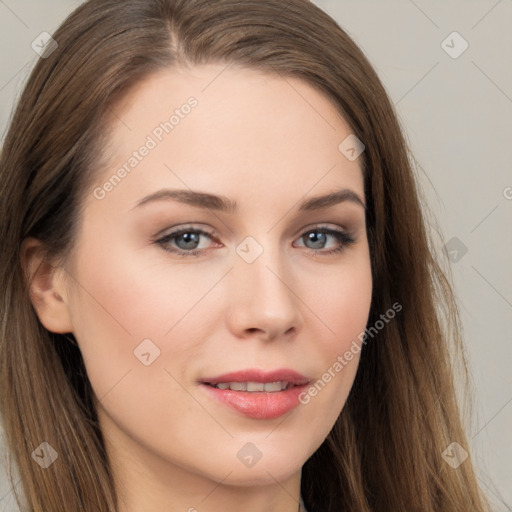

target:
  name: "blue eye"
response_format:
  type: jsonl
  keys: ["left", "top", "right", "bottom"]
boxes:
{"left": 155, "top": 225, "right": 355, "bottom": 257}
{"left": 156, "top": 227, "right": 214, "bottom": 257}
{"left": 296, "top": 227, "right": 355, "bottom": 254}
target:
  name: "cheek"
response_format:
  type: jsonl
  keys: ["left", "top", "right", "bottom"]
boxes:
{"left": 65, "top": 244, "right": 207, "bottom": 459}
{"left": 65, "top": 237, "right": 225, "bottom": 399}
{"left": 306, "top": 250, "right": 373, "bottom": 350}
{"left": 295, "top": 252, "right": 372, "bottom": 430}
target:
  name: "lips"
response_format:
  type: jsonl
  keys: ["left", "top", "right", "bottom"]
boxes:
{"left": 198, "top": 368, "right": 311, "bottom": 419}
{"left": 199, "top": 368, "right": 310, "bottom": 387}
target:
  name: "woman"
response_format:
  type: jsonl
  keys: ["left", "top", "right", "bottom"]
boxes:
{"left": 0, "top": 0, "right": 492, "bottom": 510}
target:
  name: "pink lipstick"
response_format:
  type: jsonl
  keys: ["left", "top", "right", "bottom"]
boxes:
{"left": 199, "top": 368, "right": 310, "bottom": 420}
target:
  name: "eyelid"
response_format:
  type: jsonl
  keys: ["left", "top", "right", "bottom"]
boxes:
{"left": 156, "top": 221, "right": 352, "bottom": 240}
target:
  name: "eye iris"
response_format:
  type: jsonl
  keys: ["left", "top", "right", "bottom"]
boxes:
{"left": 176, "top": 232, "right": 200, "bottom": 250}
{"left": 306, "top": 231, "right": 327, "bottom": 249}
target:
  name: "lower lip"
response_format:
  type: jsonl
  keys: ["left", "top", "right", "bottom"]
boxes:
{"left": 200, "top": 383, "right": 308, "bottom": 419}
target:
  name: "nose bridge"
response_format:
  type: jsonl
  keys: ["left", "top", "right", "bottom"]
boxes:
{"left": 227, "top": 232, "right": 302, "bottom": 339}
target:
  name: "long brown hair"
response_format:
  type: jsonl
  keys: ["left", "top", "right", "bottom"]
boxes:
{"left": 0, "top": 0, "right": 492, "bottom": 510}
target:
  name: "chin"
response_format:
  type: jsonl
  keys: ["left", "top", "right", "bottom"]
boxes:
{"left": 220, "top": 466, "right": 301, "bottom": 487}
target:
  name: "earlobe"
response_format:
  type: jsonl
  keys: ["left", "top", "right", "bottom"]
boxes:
{"left": 21, "top": 238, "right": 74, "bottom": 334}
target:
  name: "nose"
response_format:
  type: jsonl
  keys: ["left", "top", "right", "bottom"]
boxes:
{"left": 225, "top": 241, "right": 304, "bottom": 342}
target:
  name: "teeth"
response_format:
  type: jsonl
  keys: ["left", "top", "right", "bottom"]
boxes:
{"left": 263, "top": 382, "right": 283, "bottom": 392}
{"left": 247, "top": 382, "right": 265, "bottom": 392}
{"left": 212, "top": 381, "right": 290, "bottom": 392}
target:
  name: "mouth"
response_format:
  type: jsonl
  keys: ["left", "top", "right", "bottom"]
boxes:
{"left": 203, "top": 380, "right": 297, "bottom": 392}
{"left": 198, "top": 368, "right": 311, "bottom": 419}
{"left": 199, "top": 368, "right": 310, "bottom": 388}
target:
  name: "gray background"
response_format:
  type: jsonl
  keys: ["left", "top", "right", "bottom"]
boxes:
{"left": 0, "top": 0, "right": 511, "bottom": 510}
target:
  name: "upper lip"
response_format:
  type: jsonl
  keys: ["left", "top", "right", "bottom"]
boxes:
{"left": 200, "top": 368, "right": 310, "bottom": 386}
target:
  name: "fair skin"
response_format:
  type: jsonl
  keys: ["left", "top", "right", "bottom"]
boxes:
{"left": 23, "top": 64, "right": 372, "bottom": 512}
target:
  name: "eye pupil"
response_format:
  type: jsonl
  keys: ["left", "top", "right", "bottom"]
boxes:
{"left": 176, "top": 232, "right": 200, "bottom": 250}
{"left": 305, "top": 231, "right": 327, "bottom": 249}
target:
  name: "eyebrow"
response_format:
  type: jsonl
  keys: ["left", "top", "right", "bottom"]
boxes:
{"left": 132, "top": 188, "right": 366, "bottom": 213}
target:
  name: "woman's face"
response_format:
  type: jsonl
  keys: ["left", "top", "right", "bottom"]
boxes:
{"left": 55, "top": 64, "right": 371, "bottom": 500}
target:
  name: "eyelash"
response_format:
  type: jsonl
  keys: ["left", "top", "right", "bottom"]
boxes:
{"left": 155, "top": 225, "right": 355, "bottom": 258}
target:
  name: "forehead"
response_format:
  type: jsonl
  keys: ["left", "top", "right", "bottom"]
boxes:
{"left": 90, "top": 64, "right": 364, "bottom": 213}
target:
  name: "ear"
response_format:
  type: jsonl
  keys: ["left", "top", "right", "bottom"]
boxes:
{"left": 21, "top": 237, "right": 74, "bottom": 334}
